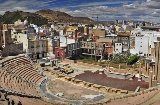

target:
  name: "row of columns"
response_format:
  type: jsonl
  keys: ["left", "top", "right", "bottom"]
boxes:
{"left": 144, "top": 60, "right": 157, "bottom": 87}
{"left": 144, "top": 60, "right": 155, "bottom": 76}
{"left": 107, "top": 62, "right": 156, "bottom": 87}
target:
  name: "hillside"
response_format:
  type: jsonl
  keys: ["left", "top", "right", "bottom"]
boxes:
{"left": 0, "top": 10, "right": 48, "bottom": 26}
{"left": 0, "top": 9, "right": 95, "bottom": 26}
{"left": 35, "top": 9, "right": 95, "bottom": 24}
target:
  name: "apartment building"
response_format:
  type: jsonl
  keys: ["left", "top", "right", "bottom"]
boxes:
{"left": 28, "top": 39, "right": 47, "bottom": 59}
{"left": 66, "top": 42, "right": 82, "bottom": 58}
{"left": 114, "top": 42, "right": 123, "bottom": 53}
{"left": 0, "top": 24, "right": 14, "bottom": 47}
{"left": 89, "top": 28, "right": 105, "bottom": 38}
{"left": 81, "top": 41, "right": 103, "bottom": 60}
{"left": 96, "top": 37, "right": 116, "bottom": 59}
{"left": 66, "top": 26, "right": 78, "bottom": 38}
{"left": 116, "top": 32, "right": 130, "bottom": 53}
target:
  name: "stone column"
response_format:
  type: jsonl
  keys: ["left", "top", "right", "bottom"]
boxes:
{"left": 155, "top": 42, "right": 159, "bottom": 80}
{"left": 153, "top": 65, "right": 155, "bottom": 77}
{"left": 119, "top": 65, "right": 121, "bottom": 73}
{"left": 108, "top": 64, "right": 110, "bottom": 71}
{"left": 145, "top": 60, "right": 147, "bottom": 72}
{"left": 139, "top": 63, "right": 141, "bottom": 78}
{"left": 147, "top": 62, "right": 149, "bottom": 76}
{"left": 149, "top": 71, "right": 153, "bottom": 87}
{"left": 100, "top": 50, "right": 103, "bottom": 60}
{"left": 151, "top": 66, "right": 153, "bottom": 75}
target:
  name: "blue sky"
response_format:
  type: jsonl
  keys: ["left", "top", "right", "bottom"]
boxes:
{"left": 0, "top": 0, "right": 160, "bottom": 22}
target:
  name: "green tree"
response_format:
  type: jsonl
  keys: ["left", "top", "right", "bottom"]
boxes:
{"left": 127, "top": 54, "right": 139, "bottom": 65}
{"left": 111, "top": 53, "right": 130, "bottom": 64}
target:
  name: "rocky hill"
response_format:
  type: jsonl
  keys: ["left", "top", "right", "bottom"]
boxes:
{"left": 35, "top": 9, "right": 95, "bottom": 24}
{"left": 0, "top": 9, "right": 95, "bottom": 26}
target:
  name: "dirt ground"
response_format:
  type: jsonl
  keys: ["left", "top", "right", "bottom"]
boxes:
{"left": 47, "top": 79, "right": 106, "bottom": 100}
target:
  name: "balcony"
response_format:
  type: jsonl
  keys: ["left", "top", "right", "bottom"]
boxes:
{"left": 36, "top": 45, "right": 40, "bottom": 48}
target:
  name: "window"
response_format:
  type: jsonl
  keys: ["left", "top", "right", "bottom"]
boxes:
{"left": 119, "top": 44, "right": 121, "bottom": 46}
{"left": 116, "top": 49, "right": 118, "bottom": 51}
{"left": 140, "top": 45, "right": 142, "bottom": 47}
{"left": 57, "top": 52, "right": 59, "bottom": 56}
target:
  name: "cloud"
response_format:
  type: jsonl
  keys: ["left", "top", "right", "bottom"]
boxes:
{"left": 60, "top": 0, "right": 160, "bottom": 23}
{"left": 145, "top": 0, "right": 160, "bottom": 9}
{"left": 0, "top": 0, "right": 56, "bottom": 14}
{"left": 0, "top": 0, "right": 160, "bottom": 23}
{"left": 67, "top": 1, "right": 131, "bottom": 8}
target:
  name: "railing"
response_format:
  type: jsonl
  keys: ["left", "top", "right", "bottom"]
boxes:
{"left": 36, "top": 45, "right": 40, "bottom": 48}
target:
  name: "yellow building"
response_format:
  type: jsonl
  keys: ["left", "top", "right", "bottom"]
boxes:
{"left": 66, "top": 26, "right": 78, "bottom": 38}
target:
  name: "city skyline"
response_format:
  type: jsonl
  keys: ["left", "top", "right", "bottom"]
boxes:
{"left": 0, "top": 0, "right": 160, "bottom": 22}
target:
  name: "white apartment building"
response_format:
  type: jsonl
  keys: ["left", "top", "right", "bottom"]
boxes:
{"left": 28, "top": 39, "right": 47, "bottom": 59}
{"left": 130, "top": 28, "right": 160, "bottom": 56}
{"left": 16, "top": 33, "right": 47, "bottom": 59}
{"left": 114, "top": 42, "right": 122, "bottom": 53}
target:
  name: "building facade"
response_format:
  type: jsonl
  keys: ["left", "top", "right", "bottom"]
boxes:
{"left": 66, "top": 42, "right": 82, "bottom": 58}
{"left": 28, "top": 39, "right": 47, "bottom": 59}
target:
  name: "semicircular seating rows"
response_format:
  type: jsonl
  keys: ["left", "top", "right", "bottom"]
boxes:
{"left": 0, "top": 54, "right": 46, "bottom": 98}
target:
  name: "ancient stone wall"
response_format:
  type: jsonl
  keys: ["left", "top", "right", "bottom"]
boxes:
{"left": 1, "top": 43, "right": 23, "bottom": 57}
